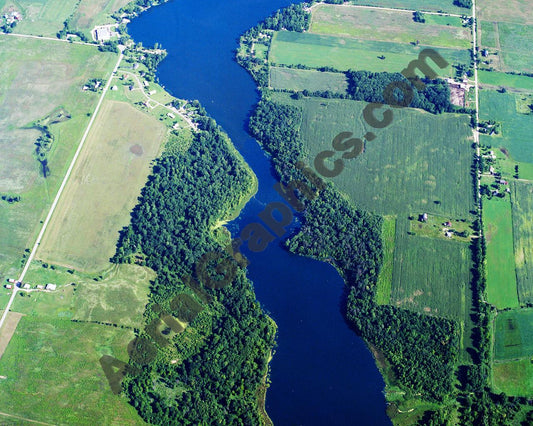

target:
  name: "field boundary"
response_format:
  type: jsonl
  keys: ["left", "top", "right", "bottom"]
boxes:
{"left": 308, "top": 3, "right": 468, "bottom": 18}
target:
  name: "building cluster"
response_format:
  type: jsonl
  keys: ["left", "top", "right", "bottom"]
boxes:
{"left": 5, "top": 279, "right": 56, "bottom": 291}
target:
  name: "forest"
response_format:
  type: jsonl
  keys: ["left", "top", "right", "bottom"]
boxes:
{"left": 112, "top": 114, "right": 276, "bottom": 424}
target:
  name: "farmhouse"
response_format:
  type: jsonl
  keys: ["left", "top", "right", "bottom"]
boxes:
{"left": 7, "top": 278, "right": 16, "bottom": 283}
{"left": 45, "top": 283, "right": 57, "bottom": 291}
{"left": 5, "top": 285, "right": 12, "bottom": 289}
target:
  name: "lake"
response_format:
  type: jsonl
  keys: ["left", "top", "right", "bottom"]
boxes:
{"left": 129, "top": 1, "right": 390, "bottom": 424}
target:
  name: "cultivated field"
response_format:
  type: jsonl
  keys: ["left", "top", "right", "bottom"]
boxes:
{"left": 15, "top": 263, "right": 154, "bottom": 328}
{"left": 71, "top": 0, "right": 131, "bottom": 36}
{"left": 37, "top": 100, "right": 167, "bottom": 273}
{"left": 270, "top": 67, "right": 348, "bottom": 94}
{"left": 494, "top": 308, "right": 533, "bottom": 360}
{"left": 0, "top": 36, "right": 116, "bottom": 281}
{"left": 493, "top": 359, "right": 533, "bottom": 396}
{"left": 483, "top": 197, "right": 519, "bottom": 309}
{"left": 0, "top": 317, "right": 146, "bottom": 425}
{"left": 310, "top": 4, "right": 471, "bottom": 49}
{"left": 390, "top": 218, "right": 471, "bottom": 320}
{"left": 274, "top": 94, "right": 475, "bottom": 218}
{"left": 375, "top": 216, "right": 395, "bottom": 305}
{"left": 269, "top": 31, "right": 470, "bottom": 76}
{"left": 511, "top": 181, "right": 533, "bottom": 304}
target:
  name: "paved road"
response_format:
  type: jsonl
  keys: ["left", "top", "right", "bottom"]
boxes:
{"left": 0, "top": 51, "right": 124, "bottom": 332}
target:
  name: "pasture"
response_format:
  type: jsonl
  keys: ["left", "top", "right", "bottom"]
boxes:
{"left": 269, "top": 67, "right": 348, "bottom": 93}
{"left": 477, "top": 0, "right": 533, "bottom": 25}
{"left": 511, "top": 181, "right": 533, "bottom": 304}
{"left": 494, "top": 308, "right": 533, "bottom": 360}
{"left": 478, "top": 71, "right": 533, "bottom": 91}
{"left": 310, "top": 4, "right": 471, "bottom": 49}
{"left": 482, "top": 197, "right": 519, "bottom": 309}
{"left": 272, "top": 93, "right": 475, "bottom": 218}
{"left": 15, "top": 262, "right": 154, "bottom": 328}
{"left": 493, "top": 359, "right": 533, "bottom": 396}
{"left": 344, "top": 0, "right": 468, "bottom": 15}
{"left": 7, "top": 0, "right": 129, "bottom": 37}
{"left": 496, "top": 23, "right": 533, "bottom": 73}
{"left": 269, "top": 31, "right": 470, "bottom": 77}
{"left": 479, "top": 90, "right": 533, "bottom": 164}
{"left": 37, "top": 100, "right": 167, "bottom": 273}
{"left": 375, "top": 216, "right": 396, "bottom": 305}
{"left": 0, "top": 36, "right": 116, "bottom": 281}
{"left": 0, "top": 317, "right": 145, "bottom": 425}
{"left": 390, "top": 219, "right": 471, "bottom": 320}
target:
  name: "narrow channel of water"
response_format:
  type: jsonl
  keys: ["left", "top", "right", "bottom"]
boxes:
{"left": 129, "top": 1, "right": 390, "bottom": 424}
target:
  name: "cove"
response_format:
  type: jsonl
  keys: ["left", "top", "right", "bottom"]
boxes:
{"left": 129, "top": 1, "right": 390, "bottom": 424}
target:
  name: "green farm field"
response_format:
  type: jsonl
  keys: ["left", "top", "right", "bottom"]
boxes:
{"left": 483, "top": 197, "right": 519, "bottom": 309}
{"left": 493, "top": 359, "right": 533, "bottom": 396}
{"left": 37, "top": 100, "right": 167, "bottom": 273}
{"left": 272, "top": 93, "right": 475, "bottom": 218}
{"left": 496, "top": 22, "right": 533, "bottom": 73}
{"left": 390, "top": 218, "right": 471, "bottom": 320}
{"left": 375, "top": 216, "right": 396, "bottom": 305}
{"left": 310, "top": 4, "right": 471, "bottom": 49}
{"left": 479, "top": 90, "right": 533, "bottom": 164}
{"left": 13, "top": 262, "right": 153, "bottom": 328}
{"left": 511, "top": 181, "right": 533, "bottom": 304}
{"left": 494, "top": 308, "right": 533, "bottom": 360}
{"left": 478, "top": 70, "right": 533, "bottom": 91}
{"left": 0, "top": 36, "right": 116, "bottom": 282}
{"left": 0, "top": 317, "right": 146, "bottom": 425}
{"left": 269, "top": 67, "right": 348, "bottom": 93}
{"left": 269, "top": 31, "right": 470, "bottom": 76}
{"left": 347, "top": 0, "right": 468, "bottom": 15}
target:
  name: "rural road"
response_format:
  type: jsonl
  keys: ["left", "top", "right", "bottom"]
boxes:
{"left": 0, "top": 50, "right": 124, "bottom": 332}
{"left": 2, "top": 31, "right": 95, "bottom": 47}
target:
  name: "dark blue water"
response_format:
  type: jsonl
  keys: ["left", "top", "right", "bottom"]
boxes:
{"left": 129, "top": 1, "right": 389, "bottom": 424}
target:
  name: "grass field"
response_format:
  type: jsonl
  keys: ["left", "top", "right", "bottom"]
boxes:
{"left": 494, "top": 308, "right": 533, "bottom": 360}
{"left": 511, "top": 181, "right": 533, "bottom": 304}
{"left": 479, "top": 90, "right": 533, "bottom": 164}
{"left": 346, "top": 0, "right": 468, "bottom": 15}
{"left": 310, "top": 4, "right": 471, "bottom": 49}
{"left": 483, "top": 197, "right": 519, "bottom": 309}
{"left": 6, "top": 0, "right": 129, "bottom": 37}
{"left": 390, "top": 218, "right": 471, "bottom": 320}
{"left": 493, "top": 359, "right": 533, "bottom": 396}
{"left": 477, "top": 0, "right": 533, "bottom": 25}
{"left": 269, "top": 31, "right": 470, "bottom": 76}
{"left": 269, "top": 67, "right": 348, "bottom": 93}
{"left": 14, "top": 262, "right": 153, "bottom": 328}
{"left": 37, "top": 100, "right": 167, "bottom": 273}
{"left": 478, "top": 71, "right": 533, "bottom": 91}
{"left": 0, "top": 36, "right": 116, "bottom": 282}
{"left": 375, "top": 216, "right": 396, "bottom": 305}
{"left": 0, "top": 316, "right": 145, "bottom": 425}
{"left": 272, "top": 93, "right": 475, "bottom": 218}
{"left": 479, "top": 21, "right": 497, "bottom": 48}
{"left": 496, "top": 23, "right": 533, "bottom": 73}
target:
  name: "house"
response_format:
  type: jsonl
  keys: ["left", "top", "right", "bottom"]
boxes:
{"left": 420, "top": 213, "right": 428, "bottom": 222}
{"left": 5, "top": 285, "right": 12, "bottom": 289}
{"left": 489, "top": 165, "right": 495, "bottom": 174}
{"left": 95, "top": 27, "right": 112, "bottom": 42}
{"left": 499, "top": 179, "right": 508, "bottom": 185}
{"left": 45, "top": 283, "right": 57, "bottom": 291}
{"left": 445, "top": 221, "right": 452, "bottom": 227}
{"left": 37, "top": 285, "right": 44, "bottom": 290}
{"left": 445, "top": 231, "right": 453, "bottom": 238}
{"left": 111, "top": 85, "right": 118, "bottom": 91}
{"left": 23, "top": 283, "right": 30, "bottom": 289}
{"left": 7, "top": 278, "right": 16, "bottom": 283}
{"left": 148, "top": 90, "right": 156, "bottom": 95}
{"left": 173, "top": 123, "right": 180, "bottom": 130}
{"left": 167, "top": 112, "right": 175, "bottom": 119}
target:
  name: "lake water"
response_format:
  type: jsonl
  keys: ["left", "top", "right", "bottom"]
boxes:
{"left": 129, "top": 1, "right": 390, "bottom": 424}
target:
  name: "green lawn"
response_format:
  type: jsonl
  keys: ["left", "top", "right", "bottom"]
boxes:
{"left": 483, "top": 197, "right": 519, "bottom": 309}
{"left": 494, "top": 308, "right": 533, "bottom": 360}
{"left": 0, "top": 317, "right": 145, "bottom": 425}
{"left": 511, "top": 181, "right": 533, "bottom": 304}
{"left": 310, "top": 4, "right": 471, "bottom": 49}
{"left": 269, "top": 31, "right": 469, "bottom": 76}
{"left": 375, "top": 216, "right": 396, "bottom": 305}
{"left": 269, "top": 66, "right": 348, "bottom": 93}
